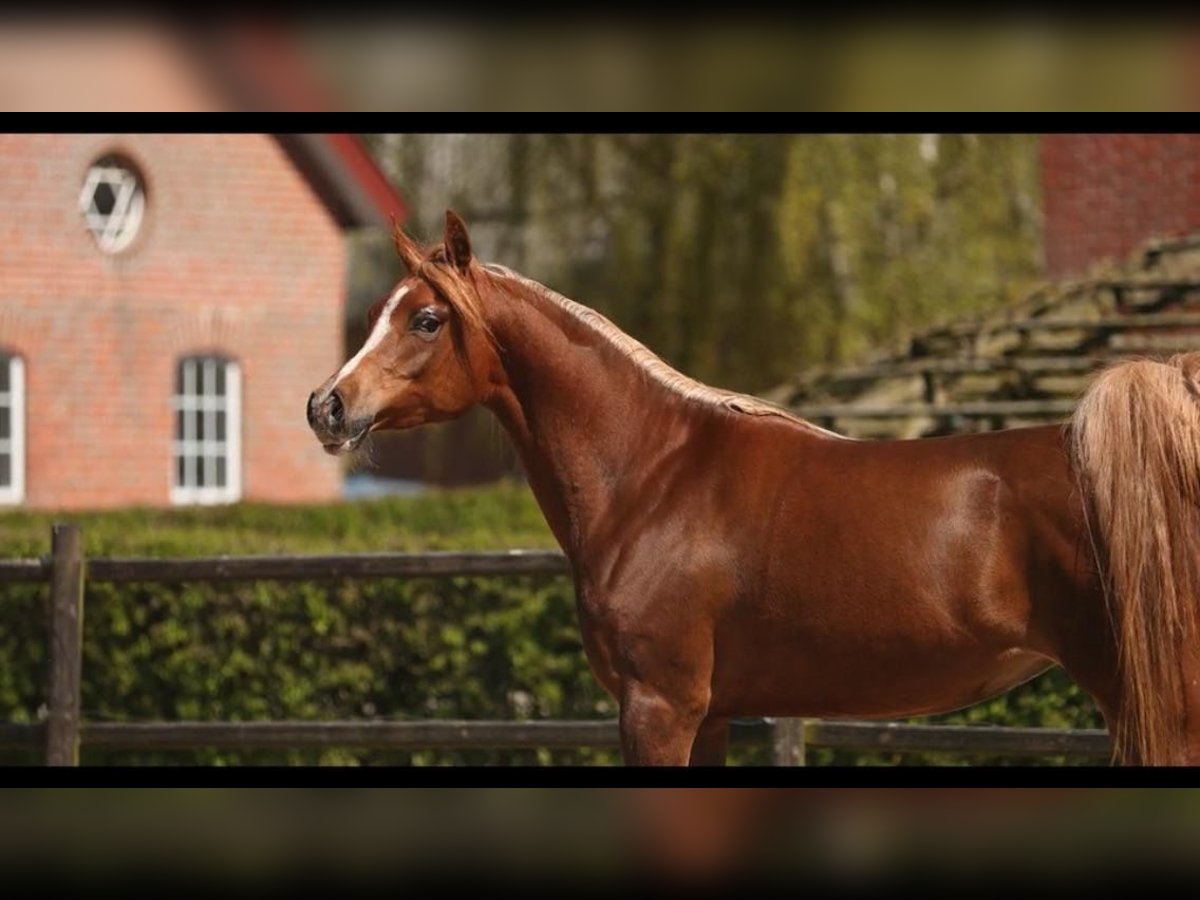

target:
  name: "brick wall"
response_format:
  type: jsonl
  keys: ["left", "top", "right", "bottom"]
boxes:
{"left": 0, "top": 133, "right": 345, "bottom": 509}
{"left": 1042, "top": 134, "right": 1200, "bottom": 278}
{"left": 0, "top": 24, "right": 230, "bottom": 112}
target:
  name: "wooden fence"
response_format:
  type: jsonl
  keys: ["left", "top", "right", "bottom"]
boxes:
{"left": 0, "top": 523, "right": 1112, "bottom": 766}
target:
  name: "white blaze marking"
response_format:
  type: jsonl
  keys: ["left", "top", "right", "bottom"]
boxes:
{"left": 332, "top": 285, "right": 409, "bottom": 387}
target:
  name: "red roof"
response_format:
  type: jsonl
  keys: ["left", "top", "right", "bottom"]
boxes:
{"left": 273, "top": 134, "right": 408, "bottom": 230}
{"left": 184, "top": 22, "right": 408, "bottom": 229}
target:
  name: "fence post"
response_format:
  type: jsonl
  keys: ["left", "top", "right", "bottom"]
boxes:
{"left": 772, "top": 717, "right": 807, "bottom": 766}
{"left": 45, "top": 523, "right": 84, "bottom": 766}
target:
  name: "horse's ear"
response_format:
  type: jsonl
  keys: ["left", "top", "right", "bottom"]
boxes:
{"left": 391, "top": 214, "right": 423, "bottom": 274}
{"left": 444, "top": 209, "right": 473, "bottom": 274}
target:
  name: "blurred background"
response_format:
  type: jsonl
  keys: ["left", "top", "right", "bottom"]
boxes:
{"left": 3, "top": 12, "right": 1200, "bottom": 881}
{"left": 2, "top": 16, "right": 1200, "bottom": 772}
{"left": 1, "top": 14, "right": 1198, "bottom": 112}
{"left": 1, "top": 788, "right": 1199, "bottom": 880}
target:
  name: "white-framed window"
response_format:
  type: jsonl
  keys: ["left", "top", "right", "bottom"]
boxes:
{"left": 0, "top": 354, "right": 25, "bottom": 505}
{"left": 171, "top": 356, "right": 241, "bottom": 505}
{"left": 79, "top": 154, "right": 146, "bottom": 254}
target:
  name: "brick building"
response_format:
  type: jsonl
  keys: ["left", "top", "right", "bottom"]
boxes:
{"left": 0, "top": 134, "right": 404, "bottom": 509}
{"left": 1041, "top": 134, "right": 1200, "bottom": 277}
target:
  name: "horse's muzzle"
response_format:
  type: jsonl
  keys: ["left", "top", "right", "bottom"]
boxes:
{"left": 308, "top": 388, "right": 371, "bottom": 454}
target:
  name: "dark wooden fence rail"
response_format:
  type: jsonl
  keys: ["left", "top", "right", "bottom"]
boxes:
{"left": 0, "top": 524, "right": 1113, "bottom": 765}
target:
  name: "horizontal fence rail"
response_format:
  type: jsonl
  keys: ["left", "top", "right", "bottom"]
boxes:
{"left": 0, "top": 719, "right": 1111, "bottom": 759}
{"left": 0, "top": 525, "right": 1113, "bottom": 765}
{"left": 0, "top": 558, "right": 53, "bottom": 584}
{"left": 802, "top": 721, "right": 1110, "bottom": 758}
{"left": 0, "top": 720, "right": 622, "bottom": 751}
{"left": 0, "top": 549, "right": 571, "bottom": 585}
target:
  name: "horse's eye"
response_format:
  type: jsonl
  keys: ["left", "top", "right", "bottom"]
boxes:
{"left": 411, "top": 310, "right": 442, "bottom": 335}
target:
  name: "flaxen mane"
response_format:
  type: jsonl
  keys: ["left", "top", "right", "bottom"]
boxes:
{"left": 481, "top": 263, "right": 844, "bottom": 439}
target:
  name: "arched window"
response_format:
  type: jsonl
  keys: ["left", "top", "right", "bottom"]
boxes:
{"left": 171, "top": 355, "right": 241, "bottom": 505}
{"left": 0, "top": 353, "right": 24, "bottom": 505}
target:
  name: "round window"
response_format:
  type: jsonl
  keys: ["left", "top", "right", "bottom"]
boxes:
{"left": 79, "top": 154, "right": 146, "bottom": 254}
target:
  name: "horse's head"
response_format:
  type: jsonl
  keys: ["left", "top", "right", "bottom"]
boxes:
{"left": 307, "top": 210, "right": 500, "bottom": 455}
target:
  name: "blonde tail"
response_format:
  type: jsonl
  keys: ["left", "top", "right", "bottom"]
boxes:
{"left": 1071, "top": 353, "right": 1200, "bottom": 765}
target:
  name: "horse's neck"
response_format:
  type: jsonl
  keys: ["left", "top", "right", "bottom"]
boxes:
{"left": 481, "top": 277, "right": 695, "bottom": 559}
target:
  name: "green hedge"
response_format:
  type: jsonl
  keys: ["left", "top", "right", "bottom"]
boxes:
{"left": 0, "top": 483, "right": 1101, "bottom": 765}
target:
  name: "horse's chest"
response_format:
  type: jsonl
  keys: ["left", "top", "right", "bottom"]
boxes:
{"left": 571, "top": 581, "right": 624, "bottom": 698}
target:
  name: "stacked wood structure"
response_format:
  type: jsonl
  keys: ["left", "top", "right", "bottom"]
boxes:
{"left": 765, "top": 234, "right": 1200, "bottom": 439}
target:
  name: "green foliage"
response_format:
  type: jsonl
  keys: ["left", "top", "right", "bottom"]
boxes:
{"left": 350, "top": 135, "right": 1044, "bottom": 487}
{"left": 810, "top": 667, "right": 1103, "bottom": 766}
{"left": 776, "top": 133, "right": 1042, "bottom": 370}
{"left": 0, "top": 484, "right": 1099, "bottom": 765}
{"left": 367, "top": 134, "right": 1042, "bottom": 395}
{"left": 0, "top": 484, "right": 621, "bottom": 765}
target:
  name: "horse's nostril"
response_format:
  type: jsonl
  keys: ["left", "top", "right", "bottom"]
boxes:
{"left": 327, "top": 390, "right": 345, "bottom": 426}
{"left": 306, "top": 392, "right": 318, "bottom": 428}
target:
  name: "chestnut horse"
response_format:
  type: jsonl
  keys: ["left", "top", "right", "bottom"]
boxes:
{"left": 307, "top": 211, "right": 1200, "bottom": 765}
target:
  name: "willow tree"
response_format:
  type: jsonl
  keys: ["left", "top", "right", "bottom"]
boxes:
{"left": 352, "top": 133, "right": 1042, "bottom": 483}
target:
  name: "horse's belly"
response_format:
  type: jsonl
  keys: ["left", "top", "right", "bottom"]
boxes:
{"left": 710, "top": 639, "right": 1054, "bottom": 720}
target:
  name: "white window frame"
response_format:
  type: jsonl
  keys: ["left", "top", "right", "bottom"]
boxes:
{"left": 0, "top": 355, "right": 25, "bottom": 505}
{"left": 170, "top": 356, "right": 241, "bottom": 506}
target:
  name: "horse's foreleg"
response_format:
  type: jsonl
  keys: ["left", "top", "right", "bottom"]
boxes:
{"left": 619, "top": 682, "right": 709, "bottom": 766}
{"left": 688, "top": 716, "right": 730, "bottom": 766}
